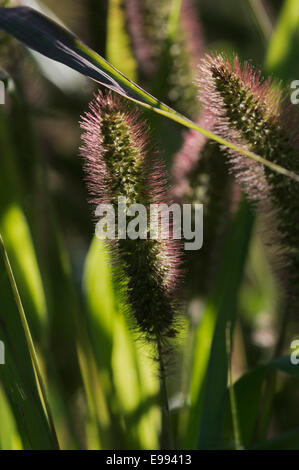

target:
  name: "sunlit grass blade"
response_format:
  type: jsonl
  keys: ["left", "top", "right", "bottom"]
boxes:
{"left": 0, "top": 7, "right": 298, "bottom": 183}
{"left": 0, "top": 204, "right": 48, "bottom": 336}
{"left": 0, "top": 106, "right": 48, "bottom": 337}
{"left": 265, "top": 0, "right": 299, "bottom": 80}
{"left": 2, "top": 74, "right": 95, "bottom": 449}
{"left": 0, "top": 235, "right": 58, "bottom": 450}
{"left": 0, "top": 385, "right": 22, "bottom": 450}
{"left": 83, "top": 237, "right": 160, "bottom": 450}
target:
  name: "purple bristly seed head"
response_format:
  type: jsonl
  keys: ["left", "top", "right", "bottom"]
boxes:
{"left": 197, "top": 53, "right": 299, "bottom": 304}
{"left": 80, "top": 91, "right": 182, "bottom": 345}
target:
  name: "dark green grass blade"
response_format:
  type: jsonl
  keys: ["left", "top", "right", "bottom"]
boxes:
{"left": 0, "top": 104, "right": 48, "bottom": 338}
{"left": 183, "top": 199, "right": 254, "bottom": 449}
{"left": 251, "top": 427, "right": 299, "bottom": 450}
{"left": 223, "top": 366, "right": 267, "bottom": 449}
{"left": 0, "top": 6, "right": 168, "bottom": 108}
{"left": 265, "top": 0, "right": 299, "bottom": 81}
{"left": 224, "top": 355, "right": 299, "bottom": 450}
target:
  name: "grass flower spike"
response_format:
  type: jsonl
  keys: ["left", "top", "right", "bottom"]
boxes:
{"left": 80, "top": 91, "right": 182, "bottom": 356}
{"left": 197, "top": 54, "right": 299, "bottom": 310}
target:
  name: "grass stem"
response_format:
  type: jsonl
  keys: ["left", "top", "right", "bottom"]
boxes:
{"left": 157, "top": 339, "right": 174, "bottom": 450}
{"left": 226, "top": 322, "right": 243, "bottom": 450}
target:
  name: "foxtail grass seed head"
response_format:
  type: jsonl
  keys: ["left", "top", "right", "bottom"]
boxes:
{"left": 197, "top": 54, "right": 299, "bottom": 306}
{"left": 80, "top": 91, "right": 182, "bottom": 348}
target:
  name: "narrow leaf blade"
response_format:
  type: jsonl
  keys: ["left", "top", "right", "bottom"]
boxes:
{"left": 0, "top": 7, "right": 298, "bottom": 183}
{"left": 0, "top": 6, "right": 162, "bottom": 108}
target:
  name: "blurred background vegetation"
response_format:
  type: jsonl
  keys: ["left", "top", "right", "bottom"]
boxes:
{"left": 0, "top": 0, "right": 299, "bottom": 450}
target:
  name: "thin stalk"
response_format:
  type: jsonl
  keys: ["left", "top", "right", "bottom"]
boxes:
{"left": 246, "top": 0, "right": 273, "bottom": 43}
{"left": 157, "top": 338, "right": 174, "bottom": 450}
{"left": 0, "top": 233, "right": 60, "bottom": 450}
{"left": 177, "top": 323, "right": 196, "bottom": 440}
{"left": 226, "top": 322, "right": 243, "bottom": 450}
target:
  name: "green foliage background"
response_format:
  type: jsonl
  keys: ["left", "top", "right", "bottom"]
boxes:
{"left": 0, "top": 0, "right": 299, "bottom": 450}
